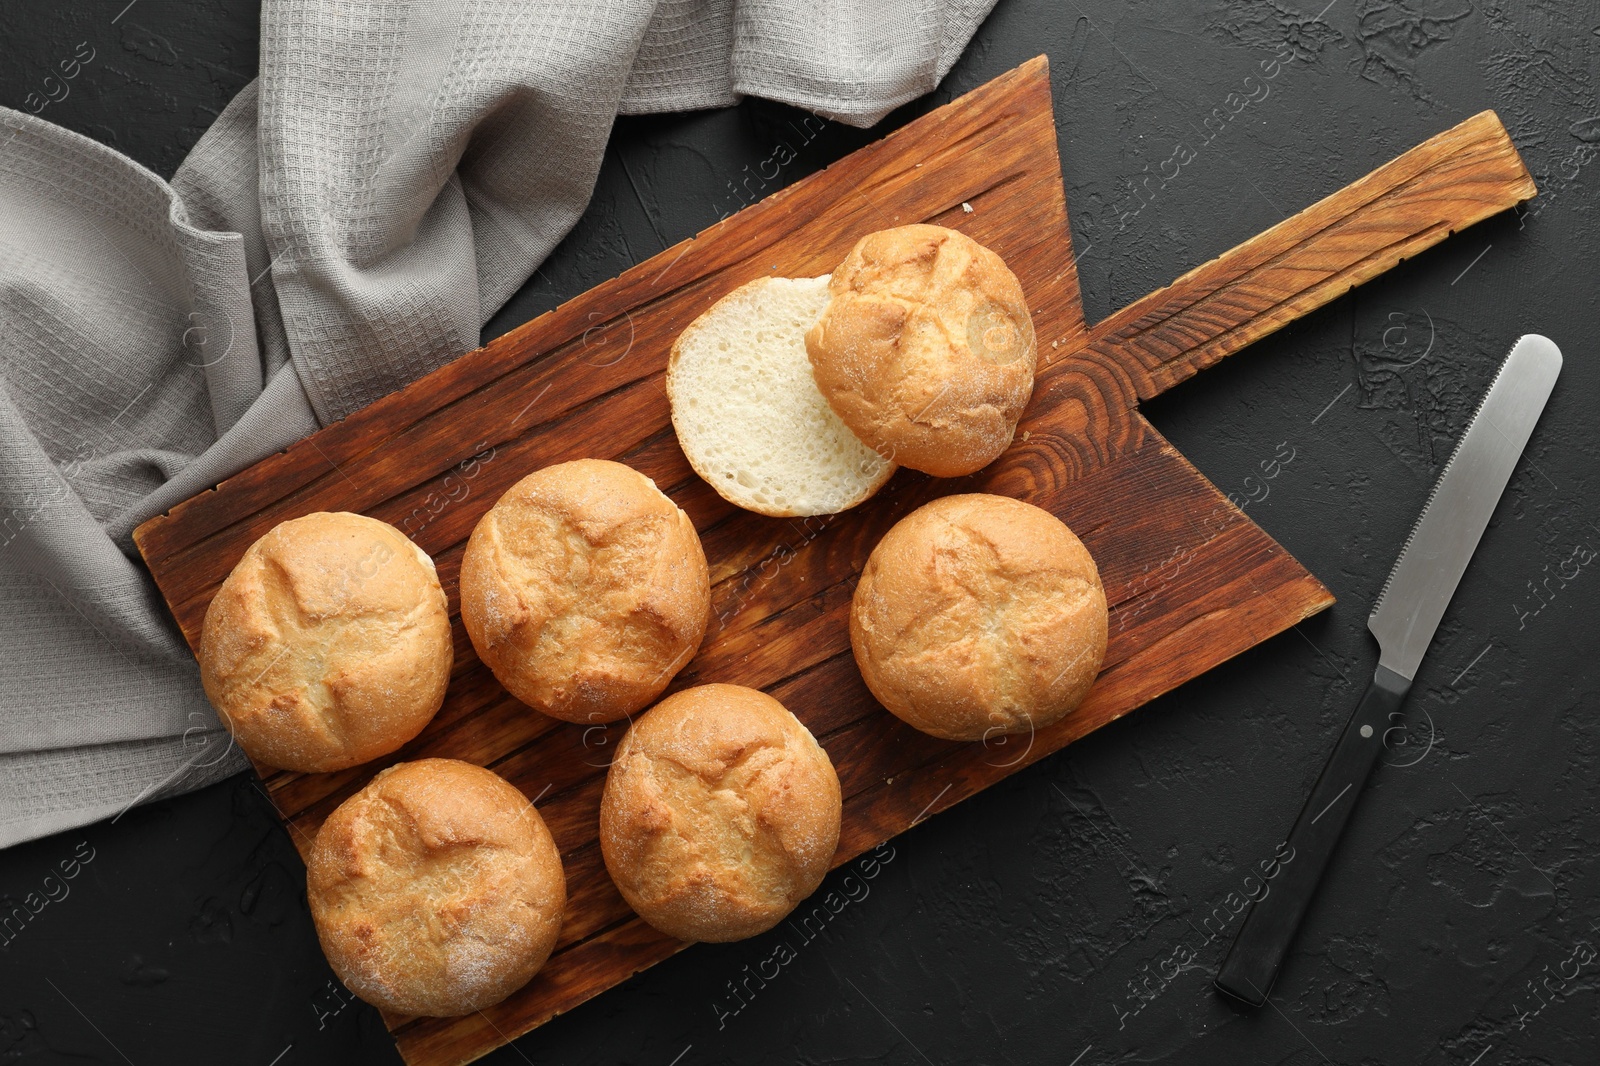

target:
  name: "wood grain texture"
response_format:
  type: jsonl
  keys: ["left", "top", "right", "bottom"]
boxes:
{"left": 131, "top": 57, "right": 1534, "bottom": 1066}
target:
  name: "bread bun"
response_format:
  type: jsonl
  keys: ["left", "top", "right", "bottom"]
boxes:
{"left": 667, "top": 275, "right": 895, "bottom": 517}
{"left": 199, "top": 511, "right": 452, "bottom": 773}
{"left": 599, "top": 684, "right": 841, "bottom": 942}
{"left": 459, "top": 458, "right": 709, "bottom": 724}
{"left": 850, "top": 493, "right": 1105, "bottom": 742}
{"left": 806, "top": 225, "right": 1036, "bottom": 477}
{"left": 306, "top": 759, "right": 566, "bottom": 1017}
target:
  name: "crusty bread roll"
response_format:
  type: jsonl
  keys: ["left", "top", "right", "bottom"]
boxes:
{"left": 851, "top": 493, "right": 1106, "bottom": 742}
{"left": 459, "top": 458, "right": 709, "bottom": 724}
{"left": 599, "top": 684, "right": 841, "bottom": 942}
{"left": 199, "top": 511, "right": 453, "bottom": 773}
{"left": 806, "top": 225, "right": 1036, "bottom": 478}
{"left": 306, "top": 759, "right": 566, "bottom": 1017}
{"left": 666, "top": 275, "right": 895, "bottom": 517}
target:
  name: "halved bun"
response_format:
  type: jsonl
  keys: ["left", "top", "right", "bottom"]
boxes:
{"left": 806, "top": 225, "right": 1036, "bottom": 477}
{"left": 666, "top": 276, "right": 894, "bottom": 517}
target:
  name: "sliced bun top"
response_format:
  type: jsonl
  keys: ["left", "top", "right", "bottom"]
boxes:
{"left": 667, "top": 275, "right": 894, "bottom": 517}
{"left": 806, "top": 225, "right": 1036, "bottom": 478}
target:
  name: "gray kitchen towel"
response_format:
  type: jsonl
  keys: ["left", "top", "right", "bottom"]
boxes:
{"left": 0, "top": 0, "right": 997, "bottom": 848}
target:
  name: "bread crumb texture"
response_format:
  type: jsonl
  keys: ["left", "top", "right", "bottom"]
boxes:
{"left": 667, "top": 275, "right": 893, "bottom": 516}
{"left": 199, "top": 511, "right": 453, "bottom": 773}
{"left": 807, "top": 224, "right": 1036, "bottom": 478}
{"left": 851, "top": 493, "right": 1106, "bottom": 742}
{"left": 459, "top": 458, "right": 709, "bottom": 724}
{"left": 306, "top": 759, "right": 566, "bottom": 1017}
{"left": 600, "top": 684, "right": 842, "bottom": 943}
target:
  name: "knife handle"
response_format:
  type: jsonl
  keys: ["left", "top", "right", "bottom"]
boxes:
{"left": 1214, "top": 664, "right": 1411, "bottom": 1007}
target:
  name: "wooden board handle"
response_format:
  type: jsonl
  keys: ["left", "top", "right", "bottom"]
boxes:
{"left": 1046, "top": 110, "right": 1536, "bottom": 459}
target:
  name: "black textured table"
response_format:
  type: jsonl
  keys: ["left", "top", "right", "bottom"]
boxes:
{"left": 3, "top": 2, "right": 1597, "bottom": 1064}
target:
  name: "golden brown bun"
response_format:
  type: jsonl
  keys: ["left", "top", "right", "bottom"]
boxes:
{"left": 459, "top": 459, "right": 710, "bottom": 725}
{"left": 850, "top": 493, "right": 1106, "bottom": 742}
{"left": 199, "top": 511, "right": 453, "bottom": 773}
{"left": 805, "top": 225, "right": 1037, "bottom": 478}
{"left": 599, "top": 684, "right": 841, "bottom": 943}
{"left": 306, "top": 759, "right": 566, "bottom": 1017}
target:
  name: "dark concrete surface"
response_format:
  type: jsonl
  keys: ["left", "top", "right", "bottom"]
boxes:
{"left": 2, "top": 1, "right": 1597, "bottom": 1063}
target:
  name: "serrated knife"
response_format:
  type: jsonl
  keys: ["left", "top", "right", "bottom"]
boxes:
{"left": 1215, "top": 334, "right": 1563, "bottom": 1008}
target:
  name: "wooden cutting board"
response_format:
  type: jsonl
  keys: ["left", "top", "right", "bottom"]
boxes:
{"left": 132, "top": 56, "right": 1533, "bottom": 1066}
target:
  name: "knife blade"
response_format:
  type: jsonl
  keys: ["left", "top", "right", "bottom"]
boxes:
{"left": 1368, "top": 334, "right": 1565, "bottom": 679}
{"left": 1215, "top": 334, "right": 1563, "bottom": 1008}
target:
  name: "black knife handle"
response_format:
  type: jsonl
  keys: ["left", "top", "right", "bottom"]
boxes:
{"left": 1214, "top": 664, "right": 1411, "bottom": 1007}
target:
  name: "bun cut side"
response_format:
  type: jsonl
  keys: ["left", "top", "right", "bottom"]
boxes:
{"left": 667, "top": 275, "right": 894, "bottom": 517}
